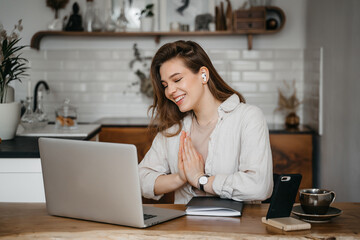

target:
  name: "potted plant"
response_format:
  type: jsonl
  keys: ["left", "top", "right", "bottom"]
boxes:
{"left": 275, "top": 80, "right": 302, "bottom": 129}
{"left": 140, "top": 4, "right": 154, "bottom": 32}
{"left": 0, "top": 20, "right": 28, "bottom": 140}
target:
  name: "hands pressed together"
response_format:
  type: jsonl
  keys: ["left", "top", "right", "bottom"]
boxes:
{"left": 178, "top": 131, "right": 206, "bottom": 189}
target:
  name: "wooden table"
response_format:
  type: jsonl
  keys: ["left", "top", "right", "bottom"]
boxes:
{"left": 0, "top": 203, "right": 359, "bottom": 239}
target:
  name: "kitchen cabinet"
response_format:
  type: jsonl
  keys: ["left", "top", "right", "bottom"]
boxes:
{"left": 269, "top": 134, "right": 313, "bottom": 192}
{"left": 30, "top": 6, "right": 286, "bottom": 51}
{"left": 0, "top": 158, "right": 44, "bottom": 202}
{"left": 99, "top": 126, "right": 314, "bottom": 204}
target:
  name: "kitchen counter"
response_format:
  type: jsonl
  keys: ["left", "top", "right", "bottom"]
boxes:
{"left": 95, "top": 117, "right": 151, "bottom": 127}
{"left": 0, "top": 124, "right": 101, "bottom": 158}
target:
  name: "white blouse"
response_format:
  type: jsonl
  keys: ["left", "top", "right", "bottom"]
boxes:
{"left": 138, "top": 94, "right": 273, "bottom": 204}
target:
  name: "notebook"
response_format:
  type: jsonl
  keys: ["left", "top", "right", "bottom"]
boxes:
{"left": 186, "top": 196, "right": 244, "bottom": 216}
{"left": 38, "top": 138, "right": 185, "bottom": 228}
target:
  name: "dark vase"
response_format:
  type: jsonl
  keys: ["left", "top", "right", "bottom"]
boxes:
{"left": 285, "top": 112, "right": 299, "bottom": 129}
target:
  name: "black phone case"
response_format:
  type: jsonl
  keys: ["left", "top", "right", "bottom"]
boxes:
{"left": 266, "top": 174, "right": 302, "bottom": 219}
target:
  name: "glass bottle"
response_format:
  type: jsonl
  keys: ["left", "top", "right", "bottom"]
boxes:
{"left": 84, "top": 0, "right": 95, "bottom": 32}
{"left": 115, "top": 0, "right": 128, "bottom": 32}
{"left": 55, "top": 98, "right": 78, "bottom": 129}
{"left": 20, "top": 96, "right": 38, "bottom": 130}
{"left": 34, "top": 91, "right": 48, "bottom": 128}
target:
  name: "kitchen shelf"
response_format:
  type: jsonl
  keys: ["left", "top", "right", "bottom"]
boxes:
{"left": 30, "top": 30, "right": 269, "bottom": 50}
{"left": 30, "top": 6, "right": 285, "bottom": 50}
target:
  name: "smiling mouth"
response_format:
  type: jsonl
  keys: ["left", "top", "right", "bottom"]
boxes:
{"left": 174, "top": 95, "right": 185, "bottom": 105}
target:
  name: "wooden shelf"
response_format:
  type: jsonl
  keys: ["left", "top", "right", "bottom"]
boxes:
{"left": 30, "top": 30, "right": 268, "bottom": 50}
{"left": 30, "top": 6, "right": 285, "bottom": 50}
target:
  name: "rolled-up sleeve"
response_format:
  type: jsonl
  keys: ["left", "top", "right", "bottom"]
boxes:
{"left": 138, "top": 132, "right": 170, "bottom": 200}
{"left": 212, "top": 106, "right": 273, "bottom": 202}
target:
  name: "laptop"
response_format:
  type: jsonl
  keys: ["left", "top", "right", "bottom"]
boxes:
{"left": 38, "top": 138, "right": 185, "bottom": 228}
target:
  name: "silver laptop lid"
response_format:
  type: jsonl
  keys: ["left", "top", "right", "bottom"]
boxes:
{"left": 39, "top": 138, "right": 146, "bottom": 227}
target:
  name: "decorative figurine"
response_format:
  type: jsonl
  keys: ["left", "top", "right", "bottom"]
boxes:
{"left": 65, "top": 2, "right": 84, "bottom": 31}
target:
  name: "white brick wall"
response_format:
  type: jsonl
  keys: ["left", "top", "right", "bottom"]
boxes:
{"left": 14, "top": 47, "right": 320, "bottom": 128}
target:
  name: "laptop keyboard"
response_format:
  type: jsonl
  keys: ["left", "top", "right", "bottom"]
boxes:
{"left": 144, "top": 214, "right": 157, "bottom": 220}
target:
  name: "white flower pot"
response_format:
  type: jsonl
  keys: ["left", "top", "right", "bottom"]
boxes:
{"left": 140, "top": 17, "right": 154, "bottom": 32}
{"left": 0, "top": 102, "right": 21, "bottom": 140}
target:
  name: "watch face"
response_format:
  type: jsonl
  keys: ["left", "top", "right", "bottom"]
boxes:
{"left": 199, "top": 176, "right": 208, "bottom": 185}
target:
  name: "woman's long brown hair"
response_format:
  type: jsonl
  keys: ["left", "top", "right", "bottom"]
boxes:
{"left": 149, "top": 40, "right": 245, "bottom": 137}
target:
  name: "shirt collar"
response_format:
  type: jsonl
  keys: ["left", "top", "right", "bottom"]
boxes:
{"left": 218, "top": 94, "right": 240, "bottom": 113}
{"left": 182, "top": 94, "right": 240, "bottom": 130}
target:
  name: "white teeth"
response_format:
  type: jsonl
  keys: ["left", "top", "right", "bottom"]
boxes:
{"left": 175, "top": 95, "right": 185, "bottom": 103}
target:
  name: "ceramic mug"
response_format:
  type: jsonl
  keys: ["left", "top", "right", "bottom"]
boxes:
{"left": 299, "top": 188, "right": 336, "bottom": 215}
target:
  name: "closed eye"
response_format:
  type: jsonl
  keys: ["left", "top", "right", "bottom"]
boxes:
{"left": 175, "top": 77, "right": 182, "bottom": 82}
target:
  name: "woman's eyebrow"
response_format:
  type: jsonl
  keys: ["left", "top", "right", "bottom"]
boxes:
{"left": 169, "top": 72, "right": 181, "bottom": 78}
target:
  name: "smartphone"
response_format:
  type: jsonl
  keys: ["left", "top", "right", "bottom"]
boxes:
{"left": 266, "top": 174, "right": 302, "bottom": 219}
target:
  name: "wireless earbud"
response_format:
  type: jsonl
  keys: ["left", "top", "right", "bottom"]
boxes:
{"left": 202, "top": 73, "right": 206, "bottom": 82}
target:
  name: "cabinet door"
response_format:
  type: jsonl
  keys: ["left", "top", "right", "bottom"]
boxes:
{"left": 99, "top": 127, "right": 174, "bottom": 204}
{"left": 99, "top": 127, "right": 155, "bottom": 162}
{"left": 270, "top": 134, "right": 313, "bottom": 192}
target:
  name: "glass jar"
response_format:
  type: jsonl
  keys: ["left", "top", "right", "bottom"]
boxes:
{"left": 55, "top": 98, "right": 77, "bottom": 129}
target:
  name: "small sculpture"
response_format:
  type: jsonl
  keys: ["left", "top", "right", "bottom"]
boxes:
{"left": 195, "top": 13, "right": 213, "bottom": 31}
{"left": 65, "top": 2, "right": 84, "bottom": 31}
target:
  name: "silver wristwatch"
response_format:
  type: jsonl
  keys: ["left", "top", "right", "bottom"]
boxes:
{"left": 198, "top": 174, "right": 210, "bottom": 192}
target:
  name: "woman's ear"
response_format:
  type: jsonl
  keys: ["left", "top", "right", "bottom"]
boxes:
{"left": 199, "top": 67, "right": 209, "bottom": 84}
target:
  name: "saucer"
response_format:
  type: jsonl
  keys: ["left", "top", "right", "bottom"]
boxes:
{"left": 291, "top": 205, "right": 342, "bottom": 223}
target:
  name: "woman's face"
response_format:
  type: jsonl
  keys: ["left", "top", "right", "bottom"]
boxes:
{"left": 159, "top": 57, "right": 205, "bottom": 113}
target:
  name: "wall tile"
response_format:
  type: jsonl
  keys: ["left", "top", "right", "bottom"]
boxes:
{"left": 228, "top": 72, "right": 241, "bottom": 82}
{"left": 274, "top": 50, "right": 304, "bottom": 59}
{"left": 96, "top": 60, "right": 130, "bottom": 71}
{"left": 243, "top": 72, "right": 273, "bottom": 81}
{"left": 230, "top": 61, "right": 257, "bottom": 71}
{"left": 231, "top": 82, "right": 257, "bottom": 92}
{"left": 29, "top": 60, "right": 63, "bottom": 70}
{"left": 242, "top": 50, "right": 273, "bottom": 59}
{"left": 78, "top": 50, "right": 112, "bottom": 60}
{"left": 22, "top": 49, "right": 46, "bottom": 60}
{"left": 259, "top": 61, "right": 274, "bottom": 70}
{"left": 63, "top": 61, "right": 95, "bottom": 70}
{"left": 208, "top": 50, "right": 241, "bottom": 60}
{"left": 46, "top": 50, "right": 79, "bottom": 60}
{"left": 112, "top": 50, "right": 134, "bottom": 60}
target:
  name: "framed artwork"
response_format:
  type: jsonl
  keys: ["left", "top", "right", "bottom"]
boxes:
{"left": 112, "top": 0, "right": 160, "bottom": 31}
{"left": 159, "top": 0, "right": 216, "bottom": 31}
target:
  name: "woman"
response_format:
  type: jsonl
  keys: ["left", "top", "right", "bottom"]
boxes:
{"left": 139, "top": 40, "right": 273, "bottom": 204}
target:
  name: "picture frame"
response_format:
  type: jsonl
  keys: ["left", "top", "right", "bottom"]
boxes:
{"left": 159, "top": 0, "right": 216, "bottom": 32}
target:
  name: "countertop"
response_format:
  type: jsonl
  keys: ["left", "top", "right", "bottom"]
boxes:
{"left": 0, "top": 124, "right": 101, "bottom": 158}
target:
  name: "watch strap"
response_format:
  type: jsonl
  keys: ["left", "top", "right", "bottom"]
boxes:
{"left": 199, "top": 174, "right": 209, "bottom": 192}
